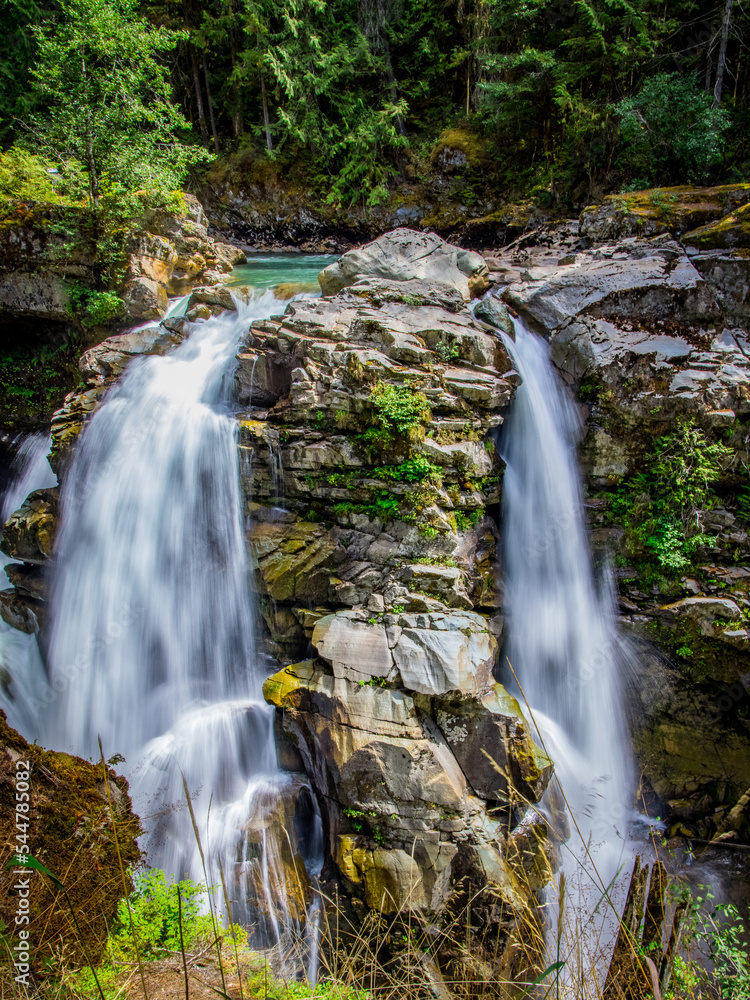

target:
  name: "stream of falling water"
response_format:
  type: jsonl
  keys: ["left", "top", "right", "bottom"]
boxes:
{"left": 0, "top": 435, "right": 56, "bottom": 737}
{"left": 499, "top": 317, "right": 634, "bottom": 994}
{"left": 40, "top": 292, "right": 319, "bottom": 963}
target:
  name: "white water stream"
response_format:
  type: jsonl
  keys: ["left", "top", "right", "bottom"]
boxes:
{"left": 499, "top": 318, "right": 634, "bottom": 991}
{"left": 33, "top": 292, "right": 319, "bottom": 958}
{"left": 0, "top": 435, "right": 56, "bottom": 737}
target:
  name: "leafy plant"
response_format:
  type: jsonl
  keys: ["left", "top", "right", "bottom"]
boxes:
{"left": 23, "top": 0, "right": 209, "bottom": 206}
{"left": 610, "top": 420, "right": 731, "bottom": 572}
{"left": 360, "top": 381, "right": 431, "bottom": 455}
{"left": 372, "top": 455, "right": 442, "bottom": 484}
{"left": 614, "top": 73, "right": 729, "bottom": 186}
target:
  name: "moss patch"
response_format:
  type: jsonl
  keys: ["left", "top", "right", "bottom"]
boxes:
{"left": 0, "top": 711, "right": 142, "bottom": 971}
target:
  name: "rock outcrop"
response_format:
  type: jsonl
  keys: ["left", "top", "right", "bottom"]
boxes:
{"left": 238, "top": 231, "right": 551, "bottom": 964}
{"left": 120, "top": 194, "right": 245, "bottom": 319}
{"left": 318, "top": 229, "right": 490, "bottom": 300}
{"left": 0, "top": 711, "right": 141, "bottom": 969}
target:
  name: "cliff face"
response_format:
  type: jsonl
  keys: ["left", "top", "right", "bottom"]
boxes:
{"left": 490, "top": 205, "right": 750, "bottom": 837}
{"left": 231, "top": 231, "right": 553, "bottom": 965}
{"left": 2, "top": 187, "right": 750, "bottom": 963}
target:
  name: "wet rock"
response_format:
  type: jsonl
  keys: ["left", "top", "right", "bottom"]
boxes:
{"left": 79, "top": 323, "right": 188, "bottom": 380}
{"left": 1, "top": 487, "right": 58, "bottom": 564}
{"left": 429, "top": 685, "right": 553, "bottom": 803}
{"left": 0, "top": 588, "right": 42, "bottom": 632}
{"left": 318, "top": 229, "right": 490, "bottom": 301}
{"left": 473, "top": 295, "right": 514, "bottom": 334}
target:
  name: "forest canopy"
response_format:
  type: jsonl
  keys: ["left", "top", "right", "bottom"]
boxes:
{"left": 0, "top": 0, "right": 745, "bottom": 207}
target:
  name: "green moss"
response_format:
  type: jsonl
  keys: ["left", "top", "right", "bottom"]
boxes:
{"left": 0, "top": 711, "right": 142, "bottom": 970}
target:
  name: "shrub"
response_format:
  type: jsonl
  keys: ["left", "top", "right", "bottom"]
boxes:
{"left": 611, "top": 419, "right": 731, "bottom": 571}
{"left": 360, "top": 381, "right": 431, "bottom": 454}
{"left": 614, "top": 73, "right": 729, "bottom": 186}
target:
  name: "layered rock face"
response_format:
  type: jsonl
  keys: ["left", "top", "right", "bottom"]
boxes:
{"left": 121, "top": 194, "right": 245, "bottom": 319}
{"left": 234, "top": 229, "right": 552, "bottom": 960}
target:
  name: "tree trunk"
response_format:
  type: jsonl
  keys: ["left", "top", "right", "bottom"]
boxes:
{"left": 713, "top": 0, "right": 735, "bottom": 106}
{"left": 190, "top": 45, "right": 209, "bottom": 146}
{"left": 228, "top": 33, "right": 244, "bottom": 137}
{"left": 260, "top": 71, "right": 273, "bottom": 152}
{"left": 202, "top": 50, "right": 221, "bottom": 153}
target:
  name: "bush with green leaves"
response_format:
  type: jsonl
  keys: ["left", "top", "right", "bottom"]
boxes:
{"left": 372, "top": 455, "right": 443, "bottom": 484}
{"left": 666, "top": 885, "right": 750, "bottom": 1000}
{"left": 614, "top": 73, "right": 729, "bottom": 186}
{"left": 611, "top": 420, "right": 731, "bottom": 572}
{"left": 360, "top": 381, "right": 431, "bottom": 455}
{"left": 66, "top": 284, "right": 125, "bottom": 329}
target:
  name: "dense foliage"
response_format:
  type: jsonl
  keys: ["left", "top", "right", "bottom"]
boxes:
{"left": 1, "top": 0, "right": 749, "bottom": 205}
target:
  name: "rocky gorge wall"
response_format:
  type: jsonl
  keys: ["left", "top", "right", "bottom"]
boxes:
{"left": 2, "top": 184, "right": 750, "bottom": 968}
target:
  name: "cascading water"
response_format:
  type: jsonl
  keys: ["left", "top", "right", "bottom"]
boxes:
{"left": 499, "top": 317, "right": 634, "bottom": 990}
{"left": 41, "top": 291, "right": 318, "bottom": 953}
{"left": 0, "top": 435, "right": 56, "bottom": 737}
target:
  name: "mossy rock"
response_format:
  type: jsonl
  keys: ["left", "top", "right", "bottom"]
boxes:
{"left": 0, "top": 711, "right": 141, "bottom": 972}
{"left": 430, "top": 127, "right": 490, "bottom": 172}
{"left": 683, "top": 202, "right": 750, "bottom": 250}
{"left": 580, "top": 183, "right": 750, "bottom": 241}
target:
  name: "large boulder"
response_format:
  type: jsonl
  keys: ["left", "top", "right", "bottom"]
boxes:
{"left": 310, "top": 609, "right": 497, "bottom": 694}
{"left": 428, "top": 685, "right": 553, "bottom": 803}
{"left": 263, "top": 659, "right": 540, "bottom": 920}
{"left": 502, "top": 241, "right": 720, "bottom": 335}
{"left": 318, "top": 229, "right": 490, "bottom": 301}
{"left": 683, "top": 203, "right": 750, "bottom": 250}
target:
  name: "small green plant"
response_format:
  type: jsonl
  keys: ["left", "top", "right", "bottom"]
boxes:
{"left": 435, "top": 339, "right": 459, "bottom": 362}
{"left": 65, "top": 282, "right": 125, "bottom": 328}
{"left": 454, "top": 509, "right": 484, "bottom": 531}
{"left": 360, "top": 381, "right": 431, "bottom": 454}
{"left": 610, "top": 419, "right": 731, "bottom": 572}
{"left": 372, "top": 455, "right": 442, "bottom": 484}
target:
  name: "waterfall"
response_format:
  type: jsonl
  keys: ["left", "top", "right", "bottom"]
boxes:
{"left": 499, "top": 318, "right": 634, "bottom": 989}
{"left": 43, "top": 293, "right": 314, "bottom": 947}
{"left": 0, "top": 434, "right": 56, "bottom": 737}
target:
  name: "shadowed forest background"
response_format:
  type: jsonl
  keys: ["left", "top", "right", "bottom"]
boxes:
{"left": 0, "top": 0, "right": 747, "bottom": 210}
